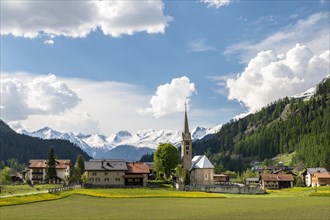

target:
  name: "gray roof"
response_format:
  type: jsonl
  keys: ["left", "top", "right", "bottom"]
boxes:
{"left": 306, "top": 168, "right": 328, "bottom": 175}
{"left": 190, "top": 155, "right": 214, "bottom": 171}
{"left": 85, "top": 159, "right": 127, "bottom": 171}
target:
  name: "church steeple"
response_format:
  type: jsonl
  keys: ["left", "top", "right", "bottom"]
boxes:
{"left": 181, "top": 103, "right": 192, "bottom": 170}
{"left": 182, "top": 103, "right": 191, "bottom": 140}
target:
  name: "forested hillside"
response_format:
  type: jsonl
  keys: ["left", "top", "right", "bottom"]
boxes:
{"left": 193, "top": 77, "right": 330, "bottom": 172}
{"left": 0, "top": 120, "right": 91, "bottom": 164}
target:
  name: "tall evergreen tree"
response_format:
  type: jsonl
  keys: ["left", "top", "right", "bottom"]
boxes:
{"left": 72, "top": 154, "right": 85, "bottom": 183}
{"left": 46, "top": 146, "right": 57, "bottom": 183}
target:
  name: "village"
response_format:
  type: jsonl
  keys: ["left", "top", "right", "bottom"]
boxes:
{"left": 5, "top": 108, "right": 330, "bottom": 194}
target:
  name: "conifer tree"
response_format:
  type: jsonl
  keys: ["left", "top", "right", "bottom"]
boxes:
{"left": 46, "top": 146, "right": 57, "bottom": 183}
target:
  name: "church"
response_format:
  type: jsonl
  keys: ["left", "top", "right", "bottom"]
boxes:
{"left": 181, "top": 105, "right": 215, "bottom": 186}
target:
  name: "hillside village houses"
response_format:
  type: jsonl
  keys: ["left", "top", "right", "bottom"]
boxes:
{"left": 302, "top": 168, "right": 330, "bottom": 187}
{"left": 24, "top": 159, "right": 71, "bottom": 184}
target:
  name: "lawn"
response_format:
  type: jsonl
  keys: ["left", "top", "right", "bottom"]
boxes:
{"left": 0, "top": 184, "right": 63, "bottom": 196}
{"left": 0, "top": 195, "right": 329, "bottom": 220}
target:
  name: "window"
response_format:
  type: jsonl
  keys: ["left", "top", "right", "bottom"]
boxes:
{"left": 95, "top": 178, "right": 100, "bottom": 182}
{"left": 186, "top": 151, "right": 189, "bottom": 155}
{"left": 205, "top": 173, "right": 208, "bottom": 180}
{"left": 128, "top": 179, "right": 133, "bottom": 183}
{"left": 104, "top": 172, "right": 108, "bottom": 176}
{"left": 104, "top": 178, "right": 109, "bottom": 182}
{"left": 116, "top": 178, "right": 121, "bottom": 182}
{"left": 89, "top": 178, "right": 94, "bottom": 181}
{"left": 186, "top": 146, "right": 189, "bottom": 150}
{"left": 92, "top": 172, "right": 97, "bottom": 176}
{"left": 135, "top": 179, "right": 140, "bottom": 182}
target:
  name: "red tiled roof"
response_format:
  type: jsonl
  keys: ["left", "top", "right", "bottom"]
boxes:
{"left": 260, "top": 173, "right": 293, "bottom": 181}
{"left": 314, "top": 172, "right": 330, "bottom": 178}
{"left": 29, "top": 159, "right": 70, "bottom": 169}
{"left": 126, "top": 162, "right": 150, "bottom": 174}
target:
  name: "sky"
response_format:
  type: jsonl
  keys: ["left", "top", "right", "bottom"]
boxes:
{"left": 1, "top": 0, "right": 329, "bottom": 135}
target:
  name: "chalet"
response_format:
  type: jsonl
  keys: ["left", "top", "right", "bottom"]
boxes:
{"left": 190, "top": 155, "right": 215, "bottom": 186}
{"left": 214, "top": 174, "right": 229, "bottom": 184}
{"left": 84, "top": 159, "right": 127, "bottom": 187}
{"left": 302, "top": 168, "right": 328, "bottom": 187}
{"left": 84, "top": 159, "right": 151, "bottom": 187}
{"left": 27, "top": 159, "right": 70, "bottom": 184}
{"left": 311, "top": 172, "right": 330, "bottom": 186}
{"left": 259, "top": 173, "right": 294, "bottom": 189}
{"left": 124, "top": 162, "right": 150, "bottom": 186}
{"left": 245, "top": 177, "right": 260, "bottom": 186}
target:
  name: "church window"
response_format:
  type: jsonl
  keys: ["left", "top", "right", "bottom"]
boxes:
{"left": 186, "top": 151, "right": 189, "bottom": 155}
{"left": 186, "top": 146, "right": 189, "bottom": 150}
{"left": 205, "top": 173, "right": 208, "bottom": 180}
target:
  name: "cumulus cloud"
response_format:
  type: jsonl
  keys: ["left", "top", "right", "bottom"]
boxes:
{"left": 1, "top": 0, "right": 172, "bottom": 39}
{"left": 226, "top": 44, "right": 330, "bottom": 112}
{"left": 201, "top": 0, "right": 233, "bottom": 8}
{"left": 1, "top": 74, "right": 80, "bottom": 121}
{"left": 140, "top": 76, "right": 196, "bottom": 118}
{"left": 225, "top": 12, "right": 330, "bottom": 63}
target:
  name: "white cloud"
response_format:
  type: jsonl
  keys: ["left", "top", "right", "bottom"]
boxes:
{"left": 224, "top": 12, "right": 330, "bottom": 63}
{"left": 43, "top": 39, "right": 54, "bottom": 45}
{"left": 201, "top": 0, "right": 233, "bottom": 8}
{"left": 140, "top": 76, "right": 196, "bottom": 118}
{"left": 1, "top": 74, "right": 80, "bottom": 121}
{"left": 187, "top": 39, "right": 218, "bottom": 52}
{"left": 1, "top": 0, "right": 172, "bottom": 39}
{"left": 226, "top": 44, "right": 330, "bottom": 112}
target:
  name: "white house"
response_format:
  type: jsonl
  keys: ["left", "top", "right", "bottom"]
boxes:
{"left": 303, "top": 168, "right": 328, "bottom": 187}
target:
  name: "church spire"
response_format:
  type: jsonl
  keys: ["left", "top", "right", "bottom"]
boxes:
{"left": 182, "top": 103, "right": 191, "bottom": 140}
{"left": 181, "top": 102, "right": 192, "bottom": 170}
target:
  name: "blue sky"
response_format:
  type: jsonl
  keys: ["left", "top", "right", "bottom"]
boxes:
{"left": 1, "top": 0, "right": 329, "bottom": 135}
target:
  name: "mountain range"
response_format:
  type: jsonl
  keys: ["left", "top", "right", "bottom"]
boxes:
{"left": 18, "top": 125, "right": 221, "bottom": 162}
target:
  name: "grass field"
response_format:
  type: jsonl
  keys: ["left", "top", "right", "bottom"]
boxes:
{"left": 1, "top": 195, "right": 329, "bottom": 220}
{"left": 0, "top": 184, "right": 60, "bottom": 196}
{"left": 0, "top": 186, "right": 329, "bottom": 219}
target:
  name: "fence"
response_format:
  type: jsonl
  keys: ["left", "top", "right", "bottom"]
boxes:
{"left": 48, "top": 185, "right": 75, "bottom": 193}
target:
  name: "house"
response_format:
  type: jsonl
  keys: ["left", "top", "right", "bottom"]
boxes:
{"left": 28, "top": 159, "right": 70, "bottom": 184}
{"left": 245, "top": 177, "right": 259, "bottom": 186}
{"left": 259, "top": 173, "right": 294, "bottom": 189}
{"left": 124, "top": 162, "right": 150, "bottom": 186}
{"left": 302, "top": 168, "right": 328, "bottom": 187}
{"left": 214, "top": 174, "right": 229, "bottom": 184}
{"left": 311, "top": 172, "right": 330, "bottom": 186}
{"left": 84, "top": 159, "right": 151, "bottom": 187}
{"left": 84, "top": 159, "right": 127, "bottom": 187}
{"left": 190, "top": 155, "right": 215, "bottom": 186}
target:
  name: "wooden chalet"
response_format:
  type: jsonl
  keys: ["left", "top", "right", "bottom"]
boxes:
{"left": 259, "top": 173, "right": 294, "bottom": 189}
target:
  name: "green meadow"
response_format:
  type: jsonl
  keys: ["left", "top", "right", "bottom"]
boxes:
{"left": 0, "top": 187, "right": 329, "bottom": 219}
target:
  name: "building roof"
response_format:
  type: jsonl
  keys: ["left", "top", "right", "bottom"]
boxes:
{"left": 306, "top": 168, "right": 328, "bottom": 175}
{"left": 84, "top": 159, "right": 127, "bottom": 171}
{"left": 313, "top": 172, "right": 330, "bottom": 179}
{"left": 126, "top": 162, "right": 150, "bottom": 174}
{"left": 245, "top": 177, "right": 259, "bottom": 182}
{"left": 260, "top": 174, "right": 294, "bottom": 182}
{"left": 29, "top": 159, "right": 70, "bottom": 169}
{"left": 190, "top": 155, "right": 214, "bottom": 171}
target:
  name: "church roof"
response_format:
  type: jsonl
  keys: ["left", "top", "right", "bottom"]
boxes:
{"left": 190, "top": 155, "right": 214, "bottom": 171}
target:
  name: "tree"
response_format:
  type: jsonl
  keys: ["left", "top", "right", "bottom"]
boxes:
{"left": 46, "top": 146, "right": 57, "bottom": 183}
{"left": 183, "top": 169, "right": 190, "bottom": 185}
{"left": 72, "top": 154, "right": 85, "bottom": 183}
{"left": 154, "top": 143, "right": 179, "bottom": 179}
{"left": 0, "top": 167, "right": 11, "bottom": 185}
